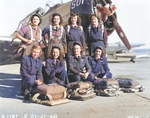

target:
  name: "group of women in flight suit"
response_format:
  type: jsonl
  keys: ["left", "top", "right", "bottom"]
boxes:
{"left": 17, "top": 12, "right": 112, "bottom": 99}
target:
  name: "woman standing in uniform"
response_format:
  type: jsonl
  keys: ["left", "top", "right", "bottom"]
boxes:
{"left": 16, "top": 13, "right": 43, "bottom": 58}
{"left": 42, "top": 13, "right": 67, "bottom": 60}
{"left": 65, "top": 12, "right": 85, "bottom": 58}
{"left": 86, "top": 14, "right": 108, "bottom": 56}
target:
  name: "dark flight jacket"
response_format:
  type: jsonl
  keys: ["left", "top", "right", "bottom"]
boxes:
{"left": 68, "top": 55, "right": 91, "bottom": 75}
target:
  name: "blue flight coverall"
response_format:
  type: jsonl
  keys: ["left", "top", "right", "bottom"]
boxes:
{"left": 87, "top": 56, "right": 112, "bottom": 82}
{"left": 44, "top": 58, "right": 69, "bottom": 85}
{"left": 86, "top": 24, "right": 108, "bottom": 56}
{"left": 64, "top": 25, "right": 85, "bottom": 57}
{"left": 20, "top": 55, "right": 43, "bottom": 95}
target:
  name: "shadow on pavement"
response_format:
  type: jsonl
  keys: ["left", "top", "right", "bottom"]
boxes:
{"left": 0, "top": 73, "right": 24, "bottom": 100}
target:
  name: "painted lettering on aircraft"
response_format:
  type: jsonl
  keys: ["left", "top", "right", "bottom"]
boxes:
{"left": 71, "top": 0, "right": 84, "bottom": 9}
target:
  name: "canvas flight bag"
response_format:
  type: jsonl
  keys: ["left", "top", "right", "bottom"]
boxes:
{"left": 31, "top": 84, "right": 70, "bottom": 106}
{"left": 67, "top": 81, "right": 96, "bottom": 101}
{"left": 93, "top": 78, "right": 120, "bottom": 97}
{"left": 117, "top": 78, "right": 144, "bottom": 93}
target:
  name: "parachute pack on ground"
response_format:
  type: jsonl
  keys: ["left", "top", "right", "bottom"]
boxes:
{"left": 117, "top": 78, "right": 145, "bottom": 93}
{"left": 30, "top": 78, "right": 144, "bottom": 106}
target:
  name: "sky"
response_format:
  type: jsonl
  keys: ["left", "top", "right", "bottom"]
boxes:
{"left": 0, "top": 0, "right": 150, "bottom": 49}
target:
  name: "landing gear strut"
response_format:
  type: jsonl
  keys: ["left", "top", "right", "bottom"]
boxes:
{"left": 130, "top": 58, "right": 135, "bottom": 63}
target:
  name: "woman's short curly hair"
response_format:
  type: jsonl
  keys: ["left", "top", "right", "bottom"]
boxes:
{"left": 30, "top": 13, "right": 42, "bottom": 26}
{"left": 68, "top": 12, "right": 81, "bottom": 26}
{"left": 51, "top": 13, "right": 63, "bottom": 25}
{"left": 90, "top": 14, "right": 100, "bottom": 24}
{"left": 30, "top": 44, "right": 42, "bottom": 56}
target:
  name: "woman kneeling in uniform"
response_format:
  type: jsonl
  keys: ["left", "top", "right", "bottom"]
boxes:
{"left": 87, "top": 46, "right": 112, "bottom": 82}
{"left": 20, "top": 45, "right": 43, "bottom": 99}
{"left": 68, "top": 42, "right": 91, "bottom": 82}
{"left": 44, "top": 46, "right": 69, "bottom": 85}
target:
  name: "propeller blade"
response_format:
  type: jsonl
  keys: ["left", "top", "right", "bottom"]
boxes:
{"left": 113, "top": 19, "right": 131, "bottom": 50}
{"left": 99, "top": 0, "right": 131, "bottom": 50}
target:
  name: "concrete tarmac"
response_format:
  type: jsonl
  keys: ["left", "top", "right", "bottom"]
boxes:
{"left": 0, "top": 58, "right": 150, "bottom": 118}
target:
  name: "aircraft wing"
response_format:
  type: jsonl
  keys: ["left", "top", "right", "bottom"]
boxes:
{"left": 0, "top": 37, "right": 20, "bottom": 64}
{"left": 106, "top": 42, "right": 145, "bottom": 55}
{"left": 106, "top": 42, "right": 145, "bottom": 63}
